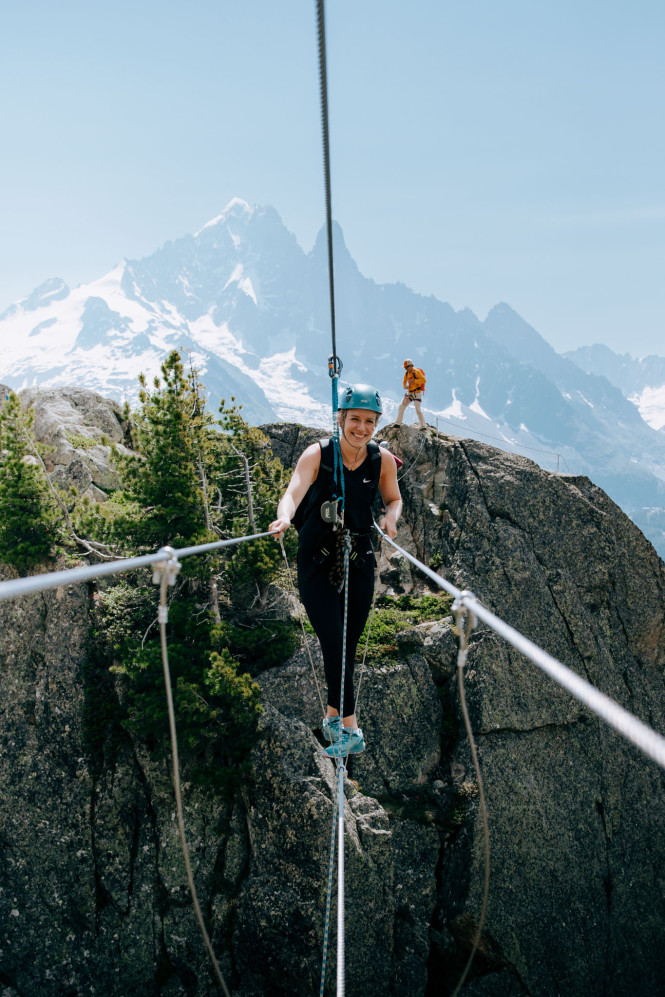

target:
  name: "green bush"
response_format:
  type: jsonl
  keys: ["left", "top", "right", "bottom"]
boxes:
{"left": 359, "top": 591, "right": 452, "bottom": 664}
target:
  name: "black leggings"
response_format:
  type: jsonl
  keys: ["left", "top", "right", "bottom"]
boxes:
{"left": 297, "top": 561, "right": 375, "bottom": 718}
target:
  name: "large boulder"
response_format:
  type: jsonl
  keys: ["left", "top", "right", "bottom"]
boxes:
{"left": 382, "top": 424, "right": 665, "bottom": 995}
{"left": 20, "top": 386, "right": 133, "bottom": 496}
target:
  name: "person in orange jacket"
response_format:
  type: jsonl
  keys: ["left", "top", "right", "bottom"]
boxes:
{"left": 395, "top": 359, "right": 427, "bottom": 428}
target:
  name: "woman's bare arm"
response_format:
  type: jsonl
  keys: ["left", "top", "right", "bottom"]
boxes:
{"left": 377, "top": 448, "right": 402, "bottom": 538}
{"left": 269, "top": 443, "right": 321, "bottom": 538}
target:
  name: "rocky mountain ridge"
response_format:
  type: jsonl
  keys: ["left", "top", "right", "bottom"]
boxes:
{"left": 1, "top": 390, "right": 665, "bottom": 995}
{"left": 565, "top": 342, "right": 665, "bottom": 431}
{"left": 2, "top": 198, "right": 665, "bottom": 557}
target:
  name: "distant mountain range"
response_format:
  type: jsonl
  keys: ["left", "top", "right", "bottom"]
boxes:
{"left": 2, "top": 197, "right": 665, "bottom": 558}
{"left": 564, "top": 344, "right": 665, "bottom": 431}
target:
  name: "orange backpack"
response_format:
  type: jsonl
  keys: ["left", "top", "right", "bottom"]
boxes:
{"left": 409, "top": 367, "right": 426, "bottom": 391}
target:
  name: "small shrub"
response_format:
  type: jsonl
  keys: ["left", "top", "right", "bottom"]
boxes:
{"left": 359, "top": 591, "right": 452, "bottom": 664}
{"left": 66, "top": 432, "right": 97, "bottom": 450}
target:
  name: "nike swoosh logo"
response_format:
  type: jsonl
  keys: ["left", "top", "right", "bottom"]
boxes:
{"left": 363, "top": 478, "right": 372, "bottom": 484}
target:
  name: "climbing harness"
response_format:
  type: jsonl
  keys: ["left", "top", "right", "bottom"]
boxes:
{"left": 291, "top": 437, "right": 380, "bottom": 535}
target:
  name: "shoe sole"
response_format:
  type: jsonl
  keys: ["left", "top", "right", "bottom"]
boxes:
{"left": 322, "top": 743, "right": 365, "bottom": 757}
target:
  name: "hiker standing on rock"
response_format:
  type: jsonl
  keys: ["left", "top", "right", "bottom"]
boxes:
{"left": 269, "top": 384, "right": 402, "bottom": 758}
{"left": 394, "top": 358, "right": 427, "bottom": 428}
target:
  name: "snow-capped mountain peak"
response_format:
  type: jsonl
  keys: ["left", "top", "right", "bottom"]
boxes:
{"left": 3, "top": 199, "right": 665, "bottom": 557}
{"left": 194, "top": 197, "right": 255, "bottom": 238}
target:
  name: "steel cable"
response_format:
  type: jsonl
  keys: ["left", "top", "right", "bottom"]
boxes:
{"left": 156, "top": 554, "right": 231, "bottom": 997}
{"left": 373, "top": 521, "right": 665, "bottom": 769}
{"left": 316, "top": 0, "right": 337, "bottom": 364}
{"left": 319, "top": 532, "right": 351, "bottom": 997}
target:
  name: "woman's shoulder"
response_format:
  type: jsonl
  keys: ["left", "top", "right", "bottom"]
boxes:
{"left": 296, "top": 440, "right": 324, "bottom": 480}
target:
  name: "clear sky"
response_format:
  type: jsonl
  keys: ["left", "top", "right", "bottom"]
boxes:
{"left": 1, "top": 0, "right": 663, "bottom": 356}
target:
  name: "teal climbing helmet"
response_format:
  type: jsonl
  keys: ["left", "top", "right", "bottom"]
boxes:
{"left": 339, "top": 383, "right": 383, "bottom": 414}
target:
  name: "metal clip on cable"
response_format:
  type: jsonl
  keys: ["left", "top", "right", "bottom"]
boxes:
{"left": 152, "top": 546, "right": 182, "bottom": 621}
{"left": 452, "top": 590, "right": 477, "bottom": 669}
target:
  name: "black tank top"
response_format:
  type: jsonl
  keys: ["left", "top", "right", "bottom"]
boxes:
{"left": 296, "top": 441, "right": 380, "bottom": 580}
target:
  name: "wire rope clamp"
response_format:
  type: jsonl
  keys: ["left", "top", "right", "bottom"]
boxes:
{"left": 152, "top": 546, "right": 182, "bottom": 588}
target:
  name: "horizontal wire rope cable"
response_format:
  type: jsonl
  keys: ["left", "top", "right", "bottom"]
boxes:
{"left": 431, "top": 415, "right": 571, "bottom": 470}
{"left": 0, "top": 529, "right": 276, "bottom": 991}
{"left": 373, "top": 522, "right": 665, "bottom": 770}
{"left": 0, "top": 531, "right": 276, "bottom": 604}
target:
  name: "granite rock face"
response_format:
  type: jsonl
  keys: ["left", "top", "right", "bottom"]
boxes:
{"left": 19, "top": 386, "right": 133, "bottom": 497}
{"left": 380, "top": 425, "right": 665, "bottom": 996}
{"left": 1, "top": 417, "right": 665, "bottom": 995}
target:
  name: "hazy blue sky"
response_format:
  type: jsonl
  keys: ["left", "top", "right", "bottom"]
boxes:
{"left": 1, "top": 0, "right": 663, "bottom": 355}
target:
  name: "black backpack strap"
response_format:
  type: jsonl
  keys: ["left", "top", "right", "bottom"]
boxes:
{"left": 368, "top": 440, "right": 382, "bottom": 493}
{"left": 319, "top": 437, "right": 334, "bottom": 472}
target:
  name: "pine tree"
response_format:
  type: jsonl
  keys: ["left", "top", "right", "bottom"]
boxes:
{"left": 113, "top": 350, "right": 212, "bottom": 549}
{"left": 214, "top": 397, "right": 296, "bottom": 605}
{"left": 89, "top": 351, "right": 289, "bottom": 788}
{"left": 0, "top": 392, "right": 58, "bottom": 572}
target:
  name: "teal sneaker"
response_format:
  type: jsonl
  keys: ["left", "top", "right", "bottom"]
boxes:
{"left": 323, "top": 727, "right": 365, "bottom": 757}
{"left": 322, "top": 716, "right": 342, "bottom": 743}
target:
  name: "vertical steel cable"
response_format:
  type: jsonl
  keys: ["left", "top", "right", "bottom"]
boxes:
{"left": 156, "top": 561, "right": 231, "bottom": 997}
{"left": 451, "top": 600, "right": 490, "bottom": 997}
{"left": 319, "top": 780, "right": 340, "bottom": 997}
{"left": 316, "top": 0, "right": 337, "bottom": 363}
{"left": 335, "top": 533, "right": 351, "bottom": 995}
{"left": 316, "top": 0, "right": 345, "bottom": 513}
{"left": 319, "top": 532, "right": 351, "bottom": 996}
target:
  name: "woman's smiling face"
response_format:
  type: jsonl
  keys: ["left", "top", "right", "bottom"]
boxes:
{"left": 339, "top": 408, "right": 378, "bottom": 446}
